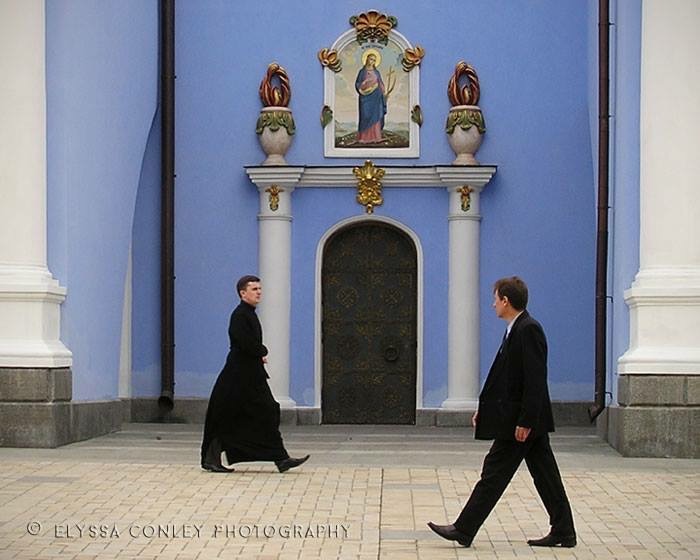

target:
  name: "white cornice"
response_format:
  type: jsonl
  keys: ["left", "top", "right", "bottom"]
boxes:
{"left": 245, "top": 165, "right": 497, "bottom": 189}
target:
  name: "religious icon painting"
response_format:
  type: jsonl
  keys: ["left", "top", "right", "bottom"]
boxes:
{"left": 319, "top": 11, "right": 424, "bottom": 158}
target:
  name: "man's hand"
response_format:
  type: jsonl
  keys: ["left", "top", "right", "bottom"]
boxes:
{"left": 471, "top": 411, "right": 479, "bottom": 428}
{"left": 262, "top": 357, "right": 268, "bottom": 364}
{"left": 514, "top": 425, "right": 531, "bottom": 442}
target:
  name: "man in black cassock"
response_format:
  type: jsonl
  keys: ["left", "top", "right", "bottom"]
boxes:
{"left": 201, "top": 275, "right": 309, "bottom": 473}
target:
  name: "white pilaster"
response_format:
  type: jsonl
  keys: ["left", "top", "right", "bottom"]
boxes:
{"left": 0, "top": 0, "right": 71, "bottom": 367}
{"left": 618, "top": 0, "right": 700, "bottom": 375}
{"left": 254, "top": 173, "right": 303, "bottom": 408}
{"left": 442, "top": 184, "right": 482, "bottom": 410}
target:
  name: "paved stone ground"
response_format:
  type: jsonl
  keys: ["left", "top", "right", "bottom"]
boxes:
{"left": 0, "top": 424, "right": 697, "bottom": 559}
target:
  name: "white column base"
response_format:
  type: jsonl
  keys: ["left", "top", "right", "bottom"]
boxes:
{"left": 618, "top": 267, "right": 700, "bottom": 375}
{"left": 276, "top": 397, "right": 297, "bottom": 409}
{"left": 0, "top": 265, "right": 72, "bottom": 368}
{"left": 440, "top": 397, "right": 479, "bottom": 410}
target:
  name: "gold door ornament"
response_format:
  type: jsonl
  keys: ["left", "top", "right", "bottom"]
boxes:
{"left": 353, "top": 160, "right": 384, "bottom": 214}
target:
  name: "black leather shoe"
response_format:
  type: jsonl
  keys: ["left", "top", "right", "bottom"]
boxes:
{"left": 202, "top": 438, "right": 232, "bottom": 471}
{"left": 427, "top": 522, "right": 473, "bottom": 547}
{"left": 527, "top": 532, "right": 576, "bottom": 547}
{"left": 201, "top": 463, "right": 235, "bottom": 473}
{"left": 275, "top": 455, "right": 310, "bottom": 473}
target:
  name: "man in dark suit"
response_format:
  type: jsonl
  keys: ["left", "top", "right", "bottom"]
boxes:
{"left": 428, "top": 276, "right": 576, "bottom": 548}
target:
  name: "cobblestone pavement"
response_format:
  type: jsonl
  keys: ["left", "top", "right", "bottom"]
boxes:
{"left": 0, "top": 424, "right": 698, "bottom": 559}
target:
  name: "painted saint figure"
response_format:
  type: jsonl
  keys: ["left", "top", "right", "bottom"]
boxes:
{"left": 355, "top": 51, "right": 386, "bottom": 143}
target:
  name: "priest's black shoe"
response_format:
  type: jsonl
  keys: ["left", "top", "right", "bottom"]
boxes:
{"left": 527, "top": 532, "right": 576, "bottom": 547}
{"left": 201, "top": 463, "right": 235, "bottom": 473}
{"left": 202, "top": 438, "right": 233, "bottom": 472}
{"left": 275, "top": 455, "right": 310, "bottom": 473}
{"left": 427, "top": 522, "right": 473, "bottom": 547}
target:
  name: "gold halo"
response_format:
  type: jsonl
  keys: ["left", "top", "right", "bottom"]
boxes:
{"left": 361, "top": 48, "right": 382, "bottom": 67}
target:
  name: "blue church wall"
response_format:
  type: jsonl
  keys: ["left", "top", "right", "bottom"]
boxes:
{"left": 155, "top": 0, "right": 598, "bottom": 406}
{"left": 46, "top": 1, "right": 159, "bottom": 400}
{"left": 131, "top": 107, "right": 162, "bottom": 398}
{"left": 42, "top": 1, "right": 641, "bottom": 408}
{"left": 609, "top": 0, "right": 642, "bottom": 404}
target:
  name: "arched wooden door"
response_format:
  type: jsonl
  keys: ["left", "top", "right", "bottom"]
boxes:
{"left": 321, "top": 222, "right": 417, "bottom": 424}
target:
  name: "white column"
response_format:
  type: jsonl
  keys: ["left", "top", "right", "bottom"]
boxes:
{"left": 442, "top": 185, "right": 481, "bottom": 409}
{"left": 257, "top": 183, "right": 296, "bottom": 407}
{"left": 0, "top": 0, "right": 71, "bottom": 367}
{"left": 618, "top": 0, "right": 700, "bottom": 375}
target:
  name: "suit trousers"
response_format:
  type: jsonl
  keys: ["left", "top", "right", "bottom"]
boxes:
{"left": 454, "top": 433, "right": 575, "bottom": 538}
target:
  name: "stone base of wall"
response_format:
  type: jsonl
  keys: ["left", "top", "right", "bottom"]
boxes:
{"left": 1, "top": 376, "right": 597, "bottom": 447}
{"left": 431, "top": 402, "right": 593, "bottom": 428}
{"left": 604, "top": 374, "right": 699, "bottom": 458}
{"left": 0, "top": 367, "right": 122, "bottom": 447}
{"left": 122, "top": 399, "right": 594, "bottom": 427}
{"left": 129, "top": 397, "right": 208, "bottom": 423}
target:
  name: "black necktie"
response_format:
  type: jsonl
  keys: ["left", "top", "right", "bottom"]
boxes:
{"left": 498, "top": 330, "right": 508, "bottom": 354}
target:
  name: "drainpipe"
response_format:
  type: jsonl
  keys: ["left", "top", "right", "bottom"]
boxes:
{"left": 589, "top": 0, "right": 610, "bottom": 422}
{"left": 159, "top": 0, "right": 175, "bottom": 414}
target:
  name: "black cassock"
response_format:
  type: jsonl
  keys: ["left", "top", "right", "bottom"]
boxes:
{"left": 200, "top": 301, "right": 289, "bottom": 465}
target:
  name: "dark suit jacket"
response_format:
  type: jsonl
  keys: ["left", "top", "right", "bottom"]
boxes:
{"left": 475, "top": 310, "right": 555, "bottom": 440}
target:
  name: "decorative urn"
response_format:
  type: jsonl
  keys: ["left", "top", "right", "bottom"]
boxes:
{"left": 256, "top": 63, "right": 295, "bottom": 165}
{"left": 445, "top": 61, "right": 486, "bottom": 165}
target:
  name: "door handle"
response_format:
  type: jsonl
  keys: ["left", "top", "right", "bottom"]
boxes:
{"left": 383, "top": 345, "right": 400, "bottom": 362}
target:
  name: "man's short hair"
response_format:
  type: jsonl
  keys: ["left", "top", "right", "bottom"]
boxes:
{"left": 236, "top": 275, "right": 260, "bottom": 297}
{"left": 493, "top": 276, "right": 528, "bottom": 311}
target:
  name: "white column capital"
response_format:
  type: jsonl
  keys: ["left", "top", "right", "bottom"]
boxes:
{"left": 447, "top": 185, "right": 483, "bottom": 219}
{"left": 435, "top": 166, "right": 496, "bottom": 191}
{"left": 257, "top": 184, "right": 295, "bottom": 218}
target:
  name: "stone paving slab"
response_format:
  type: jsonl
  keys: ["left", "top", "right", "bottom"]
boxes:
{"left": 0, "top": 424, "right": 698, "bottom": 559}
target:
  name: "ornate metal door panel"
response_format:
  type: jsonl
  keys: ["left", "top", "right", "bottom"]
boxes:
{"left": 322, "top": 222, "right": 417, "bottom": 424}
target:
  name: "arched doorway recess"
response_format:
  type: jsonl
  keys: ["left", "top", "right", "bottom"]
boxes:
{"left": 321, "top": 221, "right": 417, "bottom": 424}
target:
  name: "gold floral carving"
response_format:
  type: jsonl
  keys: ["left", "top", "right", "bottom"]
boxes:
{"left": 353, "top": 160, "right": 385, "bottom": 214}
{"left": 349, "top": 10, "right": 397, "bottom": 44}
{"left": 401, "top": 45, "right": 425, "bottom": 71}
{"left": 457, "top": 185, "right": 474, "bottom": 212}
{"left": 317, "top": 48, "right": 342, "bottom": 72}
{"left": 265, "top": 185, "right": 284, "bottom": 211}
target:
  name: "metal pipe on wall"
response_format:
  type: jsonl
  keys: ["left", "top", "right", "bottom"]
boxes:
{"left": 159, "top": 0, "right": 176, "bottom": 414}
{"left": 590, "top": 0, "right": 610, "bottom": 422}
